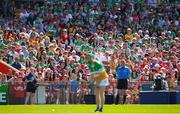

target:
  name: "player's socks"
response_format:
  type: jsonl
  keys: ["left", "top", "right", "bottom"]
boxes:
{"left": 123, "top": 95, "right": 127, "bottom": 104}
{"left": 115, "top": 94, "right": 119, "bottom": 105}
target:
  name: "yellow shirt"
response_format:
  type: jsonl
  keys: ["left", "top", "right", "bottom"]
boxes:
{"left": 125, "top": 34, "right": 133, "bottom": 41}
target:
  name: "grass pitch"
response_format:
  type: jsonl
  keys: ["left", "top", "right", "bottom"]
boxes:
{"left": 0, "top": 105, "right": 180, "bottom": 114}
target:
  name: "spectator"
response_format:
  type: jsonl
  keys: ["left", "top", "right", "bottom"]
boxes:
{"left": 13, "top": 74, "right": 25, "bottom": 104}
{"left": 6, "top": 69, "right": 13, "bottom": 80}
{"left": 25, "top": 67, "right": 38, "bottom": 104}
{"left": 153, "top": 74, "right": 168, "bottom": 91}
{"left": 51, "top": 77, "right": 61, "bottom": 104}
{"left": 124, "top": 28, "right": 133, "bottom": 41}
{"left": 12, "top": 57, "right": 22, "bottom": 70}
{"left": 69, "top": 72, "right": 80, "bottom": 104}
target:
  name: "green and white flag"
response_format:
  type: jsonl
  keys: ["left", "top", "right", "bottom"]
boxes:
{"left": 0, "top": 84, "right": 8, "bottom": 105}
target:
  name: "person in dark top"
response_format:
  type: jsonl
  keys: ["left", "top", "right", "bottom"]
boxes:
{"left": 6, "top": 69, "right": 13, "bottom": 80}
{"left": 25, "top": 67, "right": 38, "bottom": 104}
{"left": 12, "top": 57, "right": 22, "bottom": 70}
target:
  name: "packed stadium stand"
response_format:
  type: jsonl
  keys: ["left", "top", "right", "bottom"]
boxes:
{"left": 0, "top": 0, "right": 179, "bottom": 104}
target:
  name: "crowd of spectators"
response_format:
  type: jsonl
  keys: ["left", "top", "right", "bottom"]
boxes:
{"left": 0, "top": 0, "right": 179, "bottom": 104}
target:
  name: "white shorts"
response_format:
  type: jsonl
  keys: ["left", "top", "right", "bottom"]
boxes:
{"left": 96, "top": 78, "right": 109, "bottom": 87}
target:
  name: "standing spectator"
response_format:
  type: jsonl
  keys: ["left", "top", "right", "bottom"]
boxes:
{"left": 69, "top": 72, "right": 80, "bottom": 104}
{"left": 6, "top": 69, "right": 13, "bottom": 80}
{"left": 19, "top": 9, "right": 29, "bottom": 24}
{"left": 0, "top": 73, "right": 7, "bottom": 83}
{"left": 176, "top": 63, "right": 180, "bottom": 91}
{"left": 25, "top": 67, "right": 38, "bottom": 104}
{"left": 51, "top": 77, "right": 61, "bottom": 104}
{"left": 13, "top": 75, "right": 25, "bottom": 104}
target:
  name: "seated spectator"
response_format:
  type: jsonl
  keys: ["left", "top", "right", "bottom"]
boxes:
{"left": 124, "top": 28, "right": 133, "bottom": 41}
{"left": 12, "top": 57, "right": 22, "bottom": 70}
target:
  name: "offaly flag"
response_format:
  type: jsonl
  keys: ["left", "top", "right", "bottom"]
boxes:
{"left": 0, "top": 60, "right": 19, "bottom": 75}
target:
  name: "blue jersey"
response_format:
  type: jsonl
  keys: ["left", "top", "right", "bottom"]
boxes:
{"left": 116, "top": 66, "right": 131, "bottom": 79}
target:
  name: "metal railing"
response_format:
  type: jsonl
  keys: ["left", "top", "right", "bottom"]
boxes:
{"left": 0, "top": 80, "right": 179, "bottom": 105}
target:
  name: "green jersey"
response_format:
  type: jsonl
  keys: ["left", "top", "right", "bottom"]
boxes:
{"left": 87, "top": 60, "right": 104, "bottom": 72}
{"left": 74, "top": 40, "right": 83, "bottom": 46}
{"left": 0, "top": 43, "right": 4, "bottom": 49}
{"left": 80, "top": 44, "right": 91, "bottom": 51}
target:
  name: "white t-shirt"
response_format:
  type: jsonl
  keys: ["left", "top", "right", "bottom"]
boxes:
{"left": 69, "top": 55, "right": 80, "bottom": 62}
{"left": 20, "top": 11, "right": 29, "bottom": 19}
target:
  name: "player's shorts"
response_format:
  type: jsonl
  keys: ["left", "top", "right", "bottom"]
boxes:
{"left": 26, "top": 82, "right": 37, "bottom": 93}
{"left": 117, "top": 79, "right": 128, "bottom": 89}
{"left": 96, "top": 78, "right": 109, "bottom": 87}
